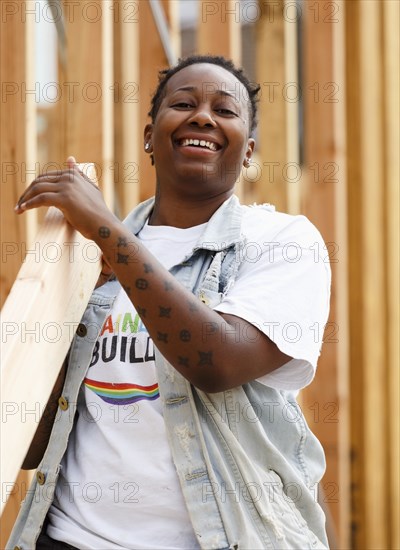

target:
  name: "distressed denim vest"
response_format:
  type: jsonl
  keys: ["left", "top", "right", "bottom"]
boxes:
{"left": 8, "top": 195, "right": 329, "bottom": 550}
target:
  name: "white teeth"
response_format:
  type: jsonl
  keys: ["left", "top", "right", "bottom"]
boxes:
{"left": 180, "top": 138, "right": 218, "bottom": 151}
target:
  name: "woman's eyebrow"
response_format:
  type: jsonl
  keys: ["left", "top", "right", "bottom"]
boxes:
{"left": 173, "top": 86, "right": 239, "bottom": 101}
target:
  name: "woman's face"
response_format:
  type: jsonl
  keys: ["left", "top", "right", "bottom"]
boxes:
{"left": 145, "top": 63, "right": 255, "bottom": 199}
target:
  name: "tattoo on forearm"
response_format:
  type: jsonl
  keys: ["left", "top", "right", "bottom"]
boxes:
{"left": 137, "top": 307, "right": 146, "bottom": 318}
{"left": 179, "top": 329, "right": 191, "bottom": 342}
{"left": 135, "top": 278, "right": 149, "bottom": 290}
{"left": 159, "top": 306, "right": 171, "bottom": 318}
{"left": 188, "top": 300, "right": 199, "bottom": 312}
{"left": 157, "top": 332, "right": 168, "bottom": 343}
{"left": 164, "top": 281, "right": 174, "bottom": 291}
{"left": 117, "top": 253, "right": 129, "bottom": 265}
{"left": 197, "top": 351, "right": 213, "bottom": 367}
{"left": 117, "top": 237, "right": 128, "bottom": 247}
{"left": 207, "top": 322, "right": 219, "bottom": 334}
{"left": 98, "top": 226, "right": 111, "bottom": 238}
{"left": 178, "top": 356, "right": 190, "bottom": 368}
{"left": 143, "top": 263, "right": 154, "bottom": 273}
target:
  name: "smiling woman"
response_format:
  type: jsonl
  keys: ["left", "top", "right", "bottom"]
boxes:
{"left": 9, "top": 56, "right": 331, "bottom": 550}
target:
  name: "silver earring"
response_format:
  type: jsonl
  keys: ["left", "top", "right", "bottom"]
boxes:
{"left": 145, "top": 143, "right": 150, "bottom": 151}
{"left": 244, "top": 158, "right": 251, "bottom": 167}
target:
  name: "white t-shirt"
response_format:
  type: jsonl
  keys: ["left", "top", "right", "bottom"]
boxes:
{"left": 47, "top": 208, "right": 330, "bottom": 549}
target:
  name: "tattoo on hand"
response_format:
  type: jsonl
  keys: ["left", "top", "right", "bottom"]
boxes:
{"left": 197, "top": 351, "right": 213, "bottom": 367}
{"left": 98, "top": 226, "right": 111, "bottom": 238}
{"left": 179, "top": 330, "right": 191, "bottom": 342}
{"left": 157, "top": 332, "right": 168, "bottom": 343}
{"left": 159, "top": 306, "right": 171, "bottom": 318}
{"left": 135, "top": 278, "right": 149, "bottom": 290}
{"left": 117, "top": 253, "right": 129, "bottom": 265}
{"left": 178, "top": 356, "right": 190, "bottom": 368}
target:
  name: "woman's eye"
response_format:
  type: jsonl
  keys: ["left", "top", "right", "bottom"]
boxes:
{"left": 171, "top": 102, "right": 193, "bottom": 109}
{"left": 215, "top": 108, "right": 237, "bottom": 116}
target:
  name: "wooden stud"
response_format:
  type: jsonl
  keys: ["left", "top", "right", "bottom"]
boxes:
{"left": 0, "top": 165, "right": 101, "bottom": 517}
{"left": 0, "top": 0, "right": 37, "bottom": 308}
{"left": 300, "top": 1, "right": 350, "bottom": 547}
{"left": 138, "top": 0, "right": 180, "bottom": 202}
{"left": 345, "top": 1, "right": 391, "bottom": 547}
{"left": 63, "top": 0, "right": 114, "bottom": 208}
{"left": 383, "top": 2, "right": 400, "bottom": 547}
{"left": 113, "top": 0, "right": 140, "bottom": 218}
{"left": 0, "top": 0, "right": 37, "bottom": 542}
{"left": 283, "top": 3, "right": 300, "bottom": 214}
{"left": 197, "top": 0, "right": 241, "bottom": 64}
{"left": 255, "top": 0, "right": 288, "bottom": 211}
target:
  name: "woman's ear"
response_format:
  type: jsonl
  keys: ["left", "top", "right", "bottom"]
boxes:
{"left": 243, "top": 138, "right": 255, "bottom": 166}
{"left": 144, "top": 124, "right": 153, "bottom": 152}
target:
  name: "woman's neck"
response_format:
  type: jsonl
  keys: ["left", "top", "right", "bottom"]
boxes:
{"left": 148, "top": 190, "right": 234, "bottom": 228}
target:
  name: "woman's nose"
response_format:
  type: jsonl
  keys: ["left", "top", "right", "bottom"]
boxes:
{"left": 187, "top": 107, "right": 217, "bottom": 128}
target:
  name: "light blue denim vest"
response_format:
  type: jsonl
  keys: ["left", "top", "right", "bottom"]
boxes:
{"left": 8, "top": 195, "right": 329, "bottom": 550}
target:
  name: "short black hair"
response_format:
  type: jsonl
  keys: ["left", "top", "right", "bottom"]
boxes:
{"left": 148, "top": 55, "right": 261, "bottom": 137}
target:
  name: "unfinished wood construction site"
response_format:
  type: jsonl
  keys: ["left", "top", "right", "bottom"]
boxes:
{"left": 1, "top": 1, "right": 399, "bottom": 548}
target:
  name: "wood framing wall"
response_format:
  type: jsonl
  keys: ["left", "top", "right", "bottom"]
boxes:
{"left": 300, "top": 3, "right": 349, "bottom": 547}
{"left": 345, "top": 1, "right": 399, "bottom": 548}
{"left": 0, "top": 1, "right": 37, "bottom": 544}
{"left": 1, "top": 1, "right": 398, "bottom": 548}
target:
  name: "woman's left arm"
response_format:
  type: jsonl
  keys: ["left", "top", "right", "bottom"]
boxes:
{"left": 15, "top": 160, "right": 291, "bottom": 393}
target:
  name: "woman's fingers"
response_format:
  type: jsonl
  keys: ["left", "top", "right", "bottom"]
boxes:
{"left": 15, "top": 192, "right": 61, "bottom": 212}
{"left": 14, "top": 157, "right": 114, "bottom": 240}
{"left": 15, "top": 181, "right": 65, "bottom": 210}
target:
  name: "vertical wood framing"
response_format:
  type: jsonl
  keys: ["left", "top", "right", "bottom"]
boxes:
{"left": 63, "top": 0, "right": 114, "bottom": 208}
{"left": 358, "top": 3, "right": 387, "bottom": 546}
{"left": 345, "top": 0, "right": 396, "bottom": 547}
{"left": 300, "top": 1, "right": 350, "bottom": 547}
{"left": 255, "top": 0, "right": 289, "bottom": 211}
{"left": 138, "top": 0, "right": 180, "bottom": 202}
{"left": 0, "top": 0, "right": 37, "bottom": 543}
{"left": 383, "top": 2, "right": 400, "bottom": 547}
{"left": 283, "top": 6, "right": 300, "bottom": 214}
{"left": 0, "top": 0, "right": 37, "bottom": 307}
{"left": 113, "top": 0, "right": 140, "bottom": 218}
{"left": 197, "top": 0, "right": 241, "bottom": 64}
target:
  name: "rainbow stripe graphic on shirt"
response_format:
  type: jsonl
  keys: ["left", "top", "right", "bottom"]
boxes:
{"left": 84, "top": 377, "right": 159, "bottom": 405}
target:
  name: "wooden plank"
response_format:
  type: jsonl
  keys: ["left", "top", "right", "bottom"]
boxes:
{"left": 63, "top": 0, "right": 114, "bottom": 208}
{"left": 139, "top": 0, "right": 180, "bottom": 202}
{"left": 357, "top": 2, "right": 387, "bottom": 547}
{"left": 197, "top": 0, "right": 241, "bottom": 64}
{"left": 0, "top": 0, "right": 37, "bottom": 542}
{"left": 0, "top": 164, "right": 101, "bottom": 517}
{"left": 283, "top": 4, "right": 299, "bottom": 214}
{"left": 255, "top": 0, "right": 288, "bottom": 211}
{"left": 300, "top": 1, "right": 350, "bottom": 547}
{"left": 0, "top": 0, "right": 37, "bottom": 308}
{"left": 383, "top": 2, "right": 400, "bottom": 548}
{"left": 331, "top": 10, "right": 351, "bottom": 547}
{"left": 345, "top": 1, "right": 389, "bottom": 547}
{"left": 113, "top": 0, "right": 140, "bottom": 218}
